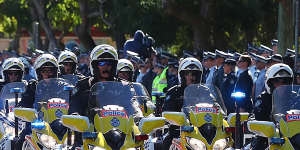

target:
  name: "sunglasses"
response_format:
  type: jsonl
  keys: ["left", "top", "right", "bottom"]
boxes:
{"left": 41, "top": 69, "right": 54, "bottom": 74}
{"left": 98, "top": 61, "right": 113, "bottom": 66}
{"left": 7, "top": 72, "right": 19, "bottom": 76}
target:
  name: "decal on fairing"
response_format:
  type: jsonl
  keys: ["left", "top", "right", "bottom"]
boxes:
{"left": 55, "top": 109, "right": 63, "bottom": 118}
{"left": 110, "top": 117, "right": 120, "bottom": 127}
{"left": 286, "top": 114, "right": 300, "bottom": 122}
{"left": 100, "top": 110, "right": 128, "bottom": 118}
{"left": 48, "top": 102, "right": 69, "bottom": 109}
{"left": 204, "top": 113, "right": 213, "bottom": 122}
{"left": 194, "top": 107, "right": 218, "bottom": 114}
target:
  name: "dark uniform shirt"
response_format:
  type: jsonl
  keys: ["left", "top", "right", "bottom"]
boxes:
{"left": 220, "top": 72, "right": 237, "bottom": 114}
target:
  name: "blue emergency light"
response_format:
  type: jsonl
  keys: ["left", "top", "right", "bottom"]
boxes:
{"left": 231, "top": 91, "right": 246, "bottom": 100}
{"left": 31, "top": 120, "right": 46, "bottom": 130}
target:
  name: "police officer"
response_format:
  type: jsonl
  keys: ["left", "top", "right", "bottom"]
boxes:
{"left": 58, "top": 50, "right": 85, "bottom": 77}
{"left": 68, "top": 44, "right": 119, "bottom": 148}
{"left": 271, "top": 39, "right": 278, "bottom": 54}
{"left": 163, "top": 57, "right": 203, "bottom": 149}
{"left": 0, "top": 58, "right": 25, "bottom": 91}
{"left": 212, "top": 49, "right": 227, "bottom": 89}
{"left": 252, "top": 63, "right": 293, "bottom": 150}
{"left": 253, "top": 55, "right": 268, "bottom": 100}
{"left": 220, "top": 59, "right": 237, "bottom": 114}
{"left": 69, "top": 44, "right": 118, "bottom": 117}
{"left": 116, "top": 59, "right": 134, "bottom": 82}
{"left": 204, "top": 52, "right": 216, "bottom": 85}
{"left": 17, "top": 54, "right": 60, "bottom": 150}
{"left": 0, "top": 58, "right": 26, "bottom": 111}
{"left": 19, "top": 54, "right": 60, "bottom": 108}
{"left": 151, "top": 63, "right": 167, "bottom": 102}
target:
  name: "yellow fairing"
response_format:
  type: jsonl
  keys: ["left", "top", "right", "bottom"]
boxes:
{"left": 40, "top": 105, "right": 68, "bottom": 124}
{"left": 94, "top": 114, "right": 131, "bottom": 134}
{"left": 248, "top": 123, "right": 275, "bottom": 138}
{"left": 181, "top": 112, "right": 231, "bottom": 150}
{"left": 228, "top": 113, "right": 249, "bottom": 127}
{"left": 190, "top": 111, "right": 221, "bottom": 128}
{"left": 287, "top": 120, "right": 300, "bottom": 138}
{"left": 181, "top": 125, "right": 229, "bottom": 150}
{"left": 87, "top": 115, "right": 143, "bottom": 150}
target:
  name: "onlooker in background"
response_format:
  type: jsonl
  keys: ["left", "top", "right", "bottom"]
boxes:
{"left": 19, "top": 57, "right": 37, "bottom": 81}
{"left": 235, "top": 55, "right": 253, "bottom": 112}
{"left": 78, "top": 53, "right": 90, "bottom": 76}
{"left": 253, "top": 55, "right": 268, "bottom": 101}
{"left": 271, "top": 39, "right": 278, "bottom": 54}
{"left": 152, "top": 63, "right": 167, "bottom": 102}
{"left": 213, "top": 50, "right": 227, "bottom": 89}
{"left": 136, "top": 63, "right": 147, "bottom": 83}
{"left": 268, "top": 54, "right": 283, "bottom": 67}
{"left": 166, "top": 60, "right": 179, "bottom": 90}
{"left": 141, "top": 58, "right": 156, "bottom": 94}
{"left": 205, "top": 52, "right": 216, "bottom": 85}
{"left": 220, "top": 59, "right": 237, "bottom": 114}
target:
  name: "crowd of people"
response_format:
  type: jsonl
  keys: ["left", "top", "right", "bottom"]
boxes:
{"left": 0, "top": 29, "right": 298, "bottom": 149}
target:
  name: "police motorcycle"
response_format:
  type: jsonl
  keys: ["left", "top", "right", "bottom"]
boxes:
{"left": 163, "top": 84, "right": 233, "bottom": 150}
{"left": 14, "top": 78, "right": 73, "bottom": 150}
{"left": 247, "top": 85, "right": 300, "bottom": 149}
{"left": 0, "top": 82, "right": 26, "bottom": 149}
{"left": 60, "top": 81, "right": 164, "bottom": 150}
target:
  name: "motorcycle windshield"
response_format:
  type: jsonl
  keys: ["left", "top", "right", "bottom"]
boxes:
{"left": 205, "top": 84, "right": 227, "bottom": 115}
{"left": 183, "top": 84, "right": 224, "bottom": 114}
{"left": 0, "top": 82, "right": 26, "bottom": 110}
{"left": 272, "top": 85, "right": 300, "bottom": 121}
{"left": 61, "top": 74, "right": 79, "bottom": 86}
{"left": 91, "top": 81, "right": 142, "bottom": 117}
{"left": 34, "top": 78, "right": 71, "bottom": 109}
{"left": 132, "top": 82, "right": 150, "bottom": 97}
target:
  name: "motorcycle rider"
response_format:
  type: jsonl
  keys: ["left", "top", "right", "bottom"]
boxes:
{"left": 17, "top": 53, "right": 60, "bottom": 149}
{"left": 0, "top": 58, "right": 25, "bottom": 110}
{"left": 68, "top": 44, "right": 118, "bottom": 147}
{"left": 58, "top": 50, "right": 85, "bottom": 85}
{"left": 116, "top": 59, "right": 134, "bottom": 82}
{"left": 251, "top": 63, "right": 293, "bottom": 150}
{"left": 162, "top": 57, "right": 203, "bottom": 149}
{"left": 0, "top": 58, "right": 25, "bottom": 90}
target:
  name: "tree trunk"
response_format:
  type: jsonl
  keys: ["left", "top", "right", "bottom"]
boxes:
{"left": 113, "top": 30, "right": 126, "bottom": 50}
{"left": 31, "top": 0, "right": 58, "bottom": 51}
{"left": 192, "top": 24, "right": 211, "bottom": 50}
{"left": 75, "top": 0, "right": 96, "bottom": 52}
{"left": 278, "top": 0, "right": 294, "bottom": 55}
{"left": 9, "top": 25, "right": 21, "bottom": 52}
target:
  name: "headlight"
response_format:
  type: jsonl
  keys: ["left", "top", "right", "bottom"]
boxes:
{"left": 213, "top": 139, "right": 227, "bottom": 150}
{"left": 186, "top": 137, "right": 206, "bottom": 150}
{"left": 89, "top": 146, "right": 105, "bottom": 150}
{"left": 37, "top": 133, "right": 57, "bottom": 149}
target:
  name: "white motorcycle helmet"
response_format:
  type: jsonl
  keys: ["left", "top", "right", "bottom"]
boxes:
{"left": 178, "top": 57, "right": 203, "bottom": 85}
{"left": 265, "top": 63, "right": 293, "bottom": 94}
{"left": 90, "top": 44, "right": 118, "bottom": 77}
{"left": 58, "top": 50, "right": 78, "bottom": 74}
{"left": 58, "top": 50, "right": 78, "bottom": 64}
{"left": 116, "top": 59, "right": 134, "bottom": 81}
{"left": 34, "top": 54, "right": 59, "bottom": 80}
{"left": 1, "top": 58, "right": 25, "bottom": 82}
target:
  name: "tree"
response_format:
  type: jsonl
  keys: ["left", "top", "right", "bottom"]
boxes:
{"left": 277, "top": 0, "right": 294, "bottom": 55}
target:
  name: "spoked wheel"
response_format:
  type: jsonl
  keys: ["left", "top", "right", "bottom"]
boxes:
{"left": 22, "top": 140, "right": 35, "bottom": 150}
